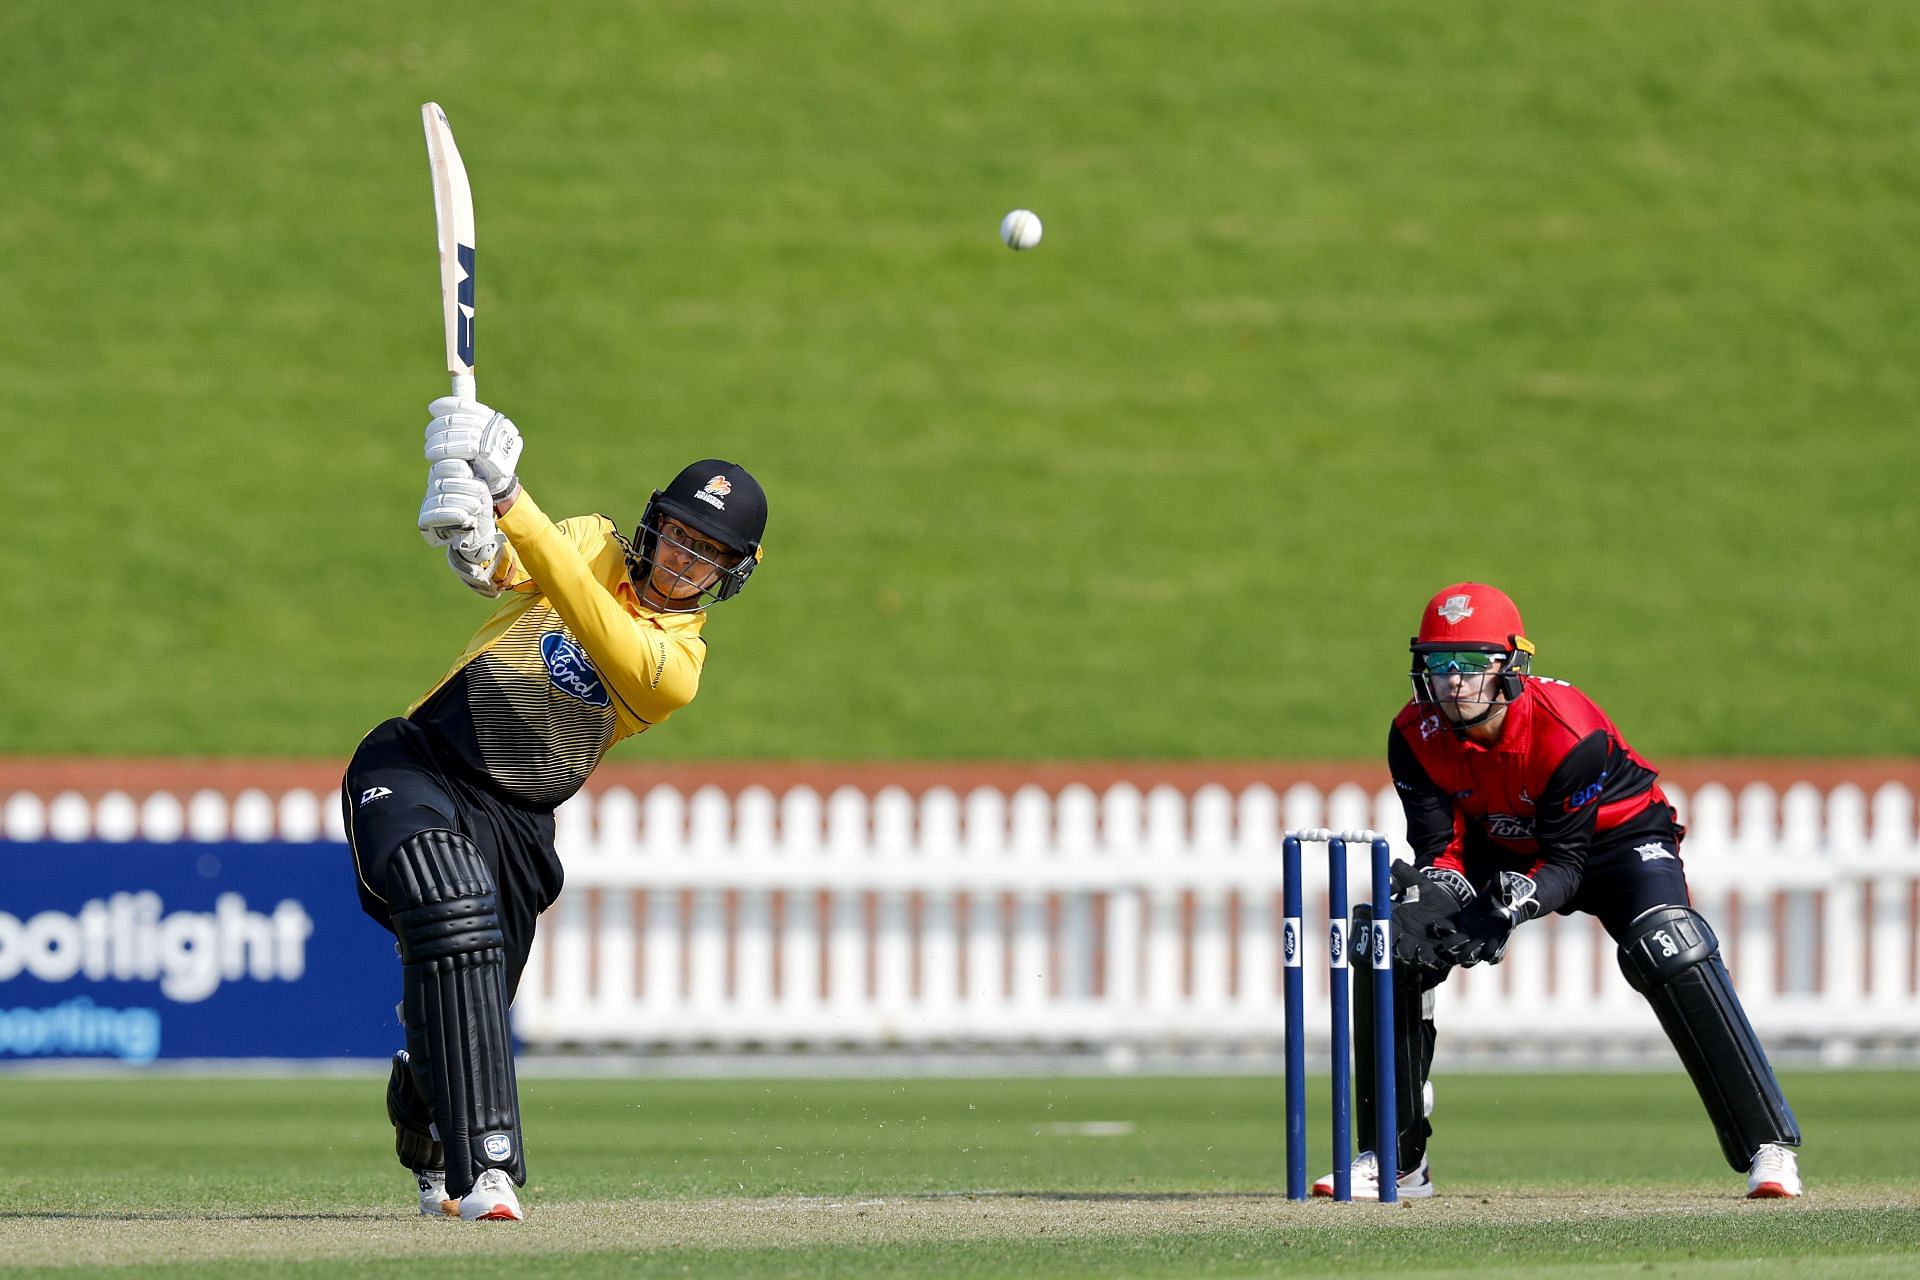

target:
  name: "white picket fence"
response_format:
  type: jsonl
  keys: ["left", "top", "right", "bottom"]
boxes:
{"left": 6, "top": 780, "right": 1918, "bottom": 1062}
{"left": 516, "top": 780, "right": 1920, "bottom": 1060}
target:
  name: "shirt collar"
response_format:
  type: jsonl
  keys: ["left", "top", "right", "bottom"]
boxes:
{"left": 1445, "top": 683, "right": 1532, "bottom": 754}
{"left": 1489, "top": 684, "right": 1533, "bottom": 754}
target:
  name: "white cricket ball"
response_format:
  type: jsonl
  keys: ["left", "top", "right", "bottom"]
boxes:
{"left": 999, "top": 209, "right": 1043, "bottom": 251}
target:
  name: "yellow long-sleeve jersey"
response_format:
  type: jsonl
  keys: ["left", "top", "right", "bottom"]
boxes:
{"left": 407, "top": 487, "right": 707, "bottom": 808}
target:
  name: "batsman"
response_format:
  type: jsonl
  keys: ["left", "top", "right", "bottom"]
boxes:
{"left": 1318, "top": 582, "right": 1802, "bottom": 1201}
{"left": 339, "top": 399, "right": 767, "bottom": 1220}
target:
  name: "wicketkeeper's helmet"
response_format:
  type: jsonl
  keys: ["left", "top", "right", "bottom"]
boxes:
{"left": 1408, "top": 582, "right": 1535, "bottom": 714}
{"left": 627, "top": 460, "right": 767, "bottom": 611}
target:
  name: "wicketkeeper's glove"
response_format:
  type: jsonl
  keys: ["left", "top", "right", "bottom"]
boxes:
{"left": 1389, "top": 861, "right": 1475, "bottom": 973}
{"left": 1437, "top": 870, "right": 1540, "bottom": 967}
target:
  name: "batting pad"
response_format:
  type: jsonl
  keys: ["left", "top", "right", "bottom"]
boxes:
{"left": 387, "top": 829, "right": 525, "bottom": 1198}
{"left": 386, "top": 1049, "right": 443, "bottom": 1173}
{"left": 1618, "top": 905, "right": 1801, "bottom": 1170}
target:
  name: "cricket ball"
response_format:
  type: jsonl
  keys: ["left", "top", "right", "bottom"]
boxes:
{"left": 999, "top": 209, "right": 1043, "bottom": 251}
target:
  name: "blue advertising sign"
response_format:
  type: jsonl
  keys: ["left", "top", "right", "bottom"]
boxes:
{"left": 0, "top": 841, "right": 398, "bottom": 1062}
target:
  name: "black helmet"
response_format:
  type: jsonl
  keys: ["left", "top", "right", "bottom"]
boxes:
{"left": 628, "top": 460, "right": 767, "bottom": 611}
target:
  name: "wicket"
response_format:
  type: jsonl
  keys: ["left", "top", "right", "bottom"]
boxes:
{"left": 1284, "top": 828, "right": 1398, "bottom": 1203}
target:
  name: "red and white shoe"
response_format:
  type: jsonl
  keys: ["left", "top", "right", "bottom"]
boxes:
{"left": 1311, "top": 1151, "right": 1433, "bottom": 1200}
{"left": 453, "top": 1168, "right": 525, "bottom": 1221}
{"left": 1747, "top": 1143, "right": 1802, "bottom": 1199}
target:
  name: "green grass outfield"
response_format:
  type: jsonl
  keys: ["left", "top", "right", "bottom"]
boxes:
{"left": 0, "top": 1070, "right": 1914, "bottom": 1277}
{"left": 5, "top": 2, "right": 1918, "bottom": 760}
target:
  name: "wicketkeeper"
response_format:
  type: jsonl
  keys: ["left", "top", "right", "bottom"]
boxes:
{"left": 340, "top": 397, "right": 767, "bottom": 1220}
{"left": 1316, "top": 582, "right": 1802, "bottom": 1201}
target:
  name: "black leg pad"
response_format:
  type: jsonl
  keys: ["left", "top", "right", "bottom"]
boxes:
{"left": 387, "top": 1049, "right": 443, "bottom": 1173}
{"left": 1617, "top": 905, "right": 1801, "bottom": 1170}
{"left": 1353, "top": 905, "right": 1438, "bottom": 1169}
{"left": 386, "top": 829, "right": 525, "bottom": 1198}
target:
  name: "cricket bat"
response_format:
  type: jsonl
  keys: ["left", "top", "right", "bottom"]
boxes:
{"left": 421, "top": 102, "right": 477, "bottom": 402}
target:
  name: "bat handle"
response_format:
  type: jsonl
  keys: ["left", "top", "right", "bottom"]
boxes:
{"left": 442, "top": 374, "right": 480, "bottom": 481}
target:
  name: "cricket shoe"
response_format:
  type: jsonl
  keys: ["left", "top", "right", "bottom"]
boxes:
{"left": 415, "top": 1169, "right": 448, "bottom": 1217}
{"left": 1746, "top": 1143, "right": 1802, "bottom": 1199}
{"left": 454, "top": 1168, "right": 525, "bottom": 1221}
{"left": 1311, "top": 1151, "right": 1433, "bottom": 1200}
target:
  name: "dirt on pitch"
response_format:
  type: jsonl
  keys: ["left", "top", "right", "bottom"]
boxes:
{"left": 2, "top": 1188, "right": 1915, "bottom": 1269}
{"left": 3, "top": 1189, "right": 1920, "bottom": 1274}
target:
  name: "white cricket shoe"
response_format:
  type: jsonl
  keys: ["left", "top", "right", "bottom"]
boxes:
{"left": 1311, "top": 1151, "right": 1433, "bottom": 1200}
{"left": 415, "top": 1169, "right": 448, "bottom": 1217}
{"left": 455, "top": 1168, "right": 525, "bottom": 1221}
{"left": 1747, "top": 1143, "right": 1802, "bottom": 1199}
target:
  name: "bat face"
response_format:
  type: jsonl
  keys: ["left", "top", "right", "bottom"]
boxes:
{"left": 454, "top": 242, "right": 475, "bottom": 370}
{"left": 422, "top": 103, "right": 476, "bottom": 393}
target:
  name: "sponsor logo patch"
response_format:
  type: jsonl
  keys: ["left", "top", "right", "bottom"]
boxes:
{"left": 1419, "top": 714, "right": 1442, "bottom": 741}
{"left": 1485, "top": 813, "right": 1534, "bottom": 839}
{"left": 1636, "top": 842, "right": 1676, "bottom": 862}
{"left": 483, "top": 1134, "right": 513, "bottom": 1162}
{"left": 694, "top": 475, "right": 731, "bottom": 511}
{"left": 540, "top": 632, "right": 610, "bottom": 707}
{"left": 1564, "top": 773, "right": 1608, "bottom": 813}
{"left": 358, "top": 786, "right": 393, "bottom": 807}
{"left": 1438, "top": 594, "right": 1474, "bottom": 624}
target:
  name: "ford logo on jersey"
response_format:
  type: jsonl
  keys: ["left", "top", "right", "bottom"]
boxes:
{"left": 1485, "top": 813, "right": 1535, "bottom": 839}
{"left": 540, "top": 632, "right": 609, "bottom": 707}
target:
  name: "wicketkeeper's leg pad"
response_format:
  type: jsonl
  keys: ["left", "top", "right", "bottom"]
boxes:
{"left": 1352, "top": 905, "right": 1438, "bottom": 1169}
{"left": 1617, "top": 905, "right": 1801, "bottom": 1170}
{"left": 386, "top": 829, "right": 525, "bottom": 1198}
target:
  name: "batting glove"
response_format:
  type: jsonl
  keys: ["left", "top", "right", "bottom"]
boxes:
{"left": 425, "top": 396, "right": 523, "bottom": 499}
{"left": 418, "top": 458, "right": 494, "bottom": 547}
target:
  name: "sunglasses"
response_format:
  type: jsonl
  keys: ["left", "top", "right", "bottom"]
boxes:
{"left": 1420, "top": 650, "right": 1503, "bottom": 676}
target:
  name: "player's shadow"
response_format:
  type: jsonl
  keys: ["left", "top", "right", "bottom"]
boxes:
{"left": 918, "top": 1191, "right": 1276, "bottom": 1203}
{"left": 0, "top": 1210, "right": 390, "bottom": 1221}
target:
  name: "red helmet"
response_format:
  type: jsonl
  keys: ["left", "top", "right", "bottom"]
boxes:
{"left": 1409, "top": 583, "right": 1535, "bottom": 716}
{"left": 1412, "top": 582, "right": 1529, "bottom": 653}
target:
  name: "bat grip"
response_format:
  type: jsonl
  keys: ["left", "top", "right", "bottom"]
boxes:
{"left": 451, "top": 373, "right": 476, "bottom": 402}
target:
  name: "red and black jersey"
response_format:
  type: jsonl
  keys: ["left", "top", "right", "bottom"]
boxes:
{"left": 1388, "top": 678, "right": 1667, "bottom": 915}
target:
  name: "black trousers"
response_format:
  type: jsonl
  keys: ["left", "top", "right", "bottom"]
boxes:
{"left": 340, "top": 717, "right": 565, "bottom": 1001}
{"left": 1361, "top": 804, "right": 1693, "bottom": 1169}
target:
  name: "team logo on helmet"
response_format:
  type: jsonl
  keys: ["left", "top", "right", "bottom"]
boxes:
{"left": 1438, "top": 594, "right": 1474, "bottom": 624}
{"left": 694, "top": 475, "right": 732, "bottom": 511}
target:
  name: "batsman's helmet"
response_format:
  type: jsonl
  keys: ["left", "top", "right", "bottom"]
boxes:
{"left": 628, "top": 460, "right": 767, "bottom": 611}
{"left": 1408, "top": 582, "right": 1535, "bottom": 713}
